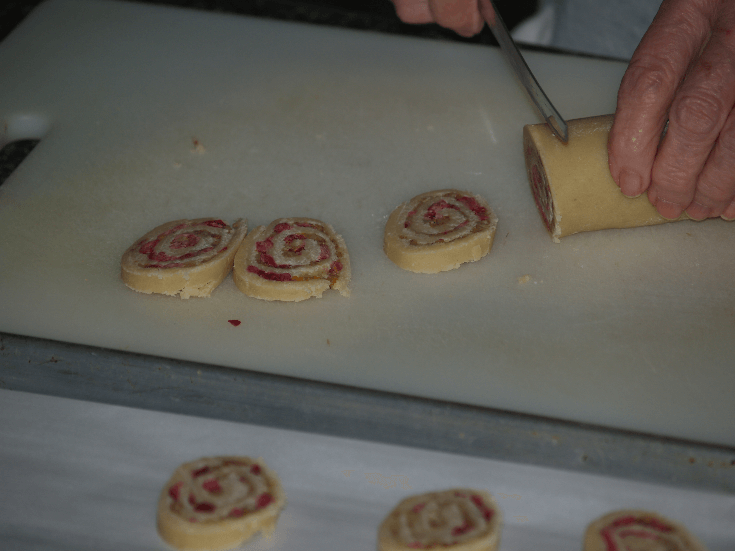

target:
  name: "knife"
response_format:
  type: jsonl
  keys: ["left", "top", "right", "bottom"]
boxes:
{"left": 478, "top": 0, "right": 569, "bottom": 143}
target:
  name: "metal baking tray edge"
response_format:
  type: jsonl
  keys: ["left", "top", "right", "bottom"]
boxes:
{"left": 1, "top": 331, "right": 733, "bottom": 495}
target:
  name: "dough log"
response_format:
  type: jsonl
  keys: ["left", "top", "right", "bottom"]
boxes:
{"left": 523, "top": 114, "right": 687, "bottom": 242}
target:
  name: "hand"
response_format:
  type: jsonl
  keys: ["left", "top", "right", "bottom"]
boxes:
{"left": 390, "top": 0, "right": 484, "bottom": 37}
{"left": 608, "top": 0, "right": 735, "bottom": 220}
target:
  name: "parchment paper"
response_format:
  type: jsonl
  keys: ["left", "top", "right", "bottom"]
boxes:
{"left": 1, "top": 389, "right": 733, "bottom": 550}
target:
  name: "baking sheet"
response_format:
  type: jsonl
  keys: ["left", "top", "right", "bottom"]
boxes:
{"left": 1, "top": 389, "right": 733, "bottom": 550}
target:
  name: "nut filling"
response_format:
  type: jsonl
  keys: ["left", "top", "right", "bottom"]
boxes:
{"left": 400, "top": 191, "right": 493, "bottom": 246}
{"left": 156, "top": 455, "right": 286, "bottom": 551}
{"left": 233, "top": 217, "right": 351, "bottom": 301}
{"left": 245, "top": 219, "right": 346, "bottom": 286}
{"left": 165, "top": 457, "right": 277, "bottom": 523}
{"left": 127, "top": 219, "right": 236, "bottom": 270}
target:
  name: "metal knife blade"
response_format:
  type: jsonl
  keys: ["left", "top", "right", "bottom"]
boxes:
{"left": 478, "top": 0, "right": 568, "bottom": 143}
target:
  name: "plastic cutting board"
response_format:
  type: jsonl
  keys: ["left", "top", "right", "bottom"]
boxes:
{"left": 1, "top": 0, "right": 734, "bottom": 448}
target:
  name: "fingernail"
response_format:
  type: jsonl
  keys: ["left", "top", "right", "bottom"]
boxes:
{"left": 722, "top": 202, "right": 735, "bottom": 221}
{"left": 685, "top": 202, "right": 711, "bottom": 221}
{"left": 653, "top": 197, "right": 685, "bottom": 220}
{"left": 619, "top": 170, "right": 644, "bottom": 197}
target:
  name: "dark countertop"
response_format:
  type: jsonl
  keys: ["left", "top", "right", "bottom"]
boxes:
{"left": 0, "top": 0, "right": 538, "bottom": 45}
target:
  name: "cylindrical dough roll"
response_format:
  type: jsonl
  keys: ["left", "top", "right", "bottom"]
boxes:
{"left": 523, "top": 114, "right": 687, "bottom": 242}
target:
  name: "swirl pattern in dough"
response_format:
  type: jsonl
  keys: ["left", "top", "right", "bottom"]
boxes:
{"left": 384, "top": 189, "right": 498, "bottom": 273}
{"left": 156, "top": 456, "right": 285, "bottom": 551}
{"left": 583, "top": 510, "right": 709, "bottom": 551}
{"left": 121, "top": 218, "right": 247, "bottom": 299}
{"left": 233, "top": 217, "right": 350, "bottom": 302}
{"left": 378, "top": 488, "right": 502, "bottom": 551}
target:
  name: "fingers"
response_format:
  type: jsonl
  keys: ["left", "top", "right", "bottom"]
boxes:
{"left": 429, "top": 0, "right": 484, "bottom": 37}
{"left": 391, "top": 0, "right": 434, "bottom": 24}
{"left": 610, "top": 0, "right": 735, "bottom": 220}
{"left": 685, "top": 107, "right": 735, "bottom": 219}
{"left": 391, "top": 0, "right": 484, "bottom": 37}
{"left": 609, "top": 0, "right": 713, "bottom": 201}
{"left": 649, "top": 10, "right": 735, "bottom": 219}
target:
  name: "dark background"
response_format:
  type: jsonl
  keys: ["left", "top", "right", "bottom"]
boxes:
{"left": 1, "top": 0, "right": 540, "bottom": 44}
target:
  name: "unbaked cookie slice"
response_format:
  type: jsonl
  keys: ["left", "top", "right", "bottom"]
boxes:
{"left": 583, "top": 509, "right": 709, "bottom": 551}
{"left": 378, "top": 488, "right": 502, "bottom": 551}
{"left": 121, "top": 218, "right": 247, "bottom": 299}
{"left": 384, "top": 189, "right": 498, "bottom": 273}
{"left": 524, "top": 114, "right": 689, "bottom": 242}
{"left": 233, "top": 217, "right": 350, "bottom": 302}
{"left": 157, "top": 456, "right": 286, "bottom": 551}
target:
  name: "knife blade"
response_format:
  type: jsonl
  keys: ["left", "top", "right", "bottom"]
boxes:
{"left": 478, "top": 0, "right": 569, "bottom": 143}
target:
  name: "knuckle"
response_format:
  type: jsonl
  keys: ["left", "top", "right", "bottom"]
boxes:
{"left": 652, "top": 160, "right": 698, "bottom": 200}
{"left": 619, "top": 55, "right": 679, "bottom": 107}
{"left": 696, "top": 177, "right": 735, "bottom": 206}
{"left": 670, "top": 91, "right": 727, "bottom": 140}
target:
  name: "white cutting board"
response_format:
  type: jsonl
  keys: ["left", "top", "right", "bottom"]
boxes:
{"left": 1, "top": 0, "right": 734, "bottom": 448}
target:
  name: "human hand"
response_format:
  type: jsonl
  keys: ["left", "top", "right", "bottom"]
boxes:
{"left": 608, "top": 0, "right": 735, "bottom": 220}
{"left": 390, "top": 0, "right": 484, "bottom": 37}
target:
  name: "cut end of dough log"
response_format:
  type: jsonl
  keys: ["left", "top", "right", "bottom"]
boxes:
{"left": 233, "top": 217, "right": 351, "bottom": 302}
{"left": 378, "top": 488, "right": 503, "bottom": 551}
{"left": 383, "top": 189, "right": 498, "bottom": 274}
{"left": 121, "top": 218, "right": 247, "bottom": 299}
{"left": 523, "top": 115, "right": 688, "bottom": 241}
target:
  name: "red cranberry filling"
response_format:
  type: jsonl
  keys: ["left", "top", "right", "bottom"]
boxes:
{"left": 203, "top": 220, "right": 227, "bottom": 228}
{"left": 470, "top": 495, "right": 493, "bottom": 521}
{"left": 201, "top": 478, "right": 222, "bottom": 493}
{"left": 191, "top": 466, "right": 211, "bottom": 478}
{"left": 168, "top": 481, "right": 183, "bottom": 501}
{"left": 188, "top": 493, "right": 216, "bottom": 513}
{"left": 228, "top": 507, "right": 246, "bottom": 518}
{"left": 256, "top": 493, "right": 273, "bottom": 509}
{"left": 247, "top": 265, "right": 292, "bottom": 281}
{"left": 452, "top": 521, "right": 472, "bottom": 536}
{"left": 457, "top": 195, "right": 489, "bottom": 221}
